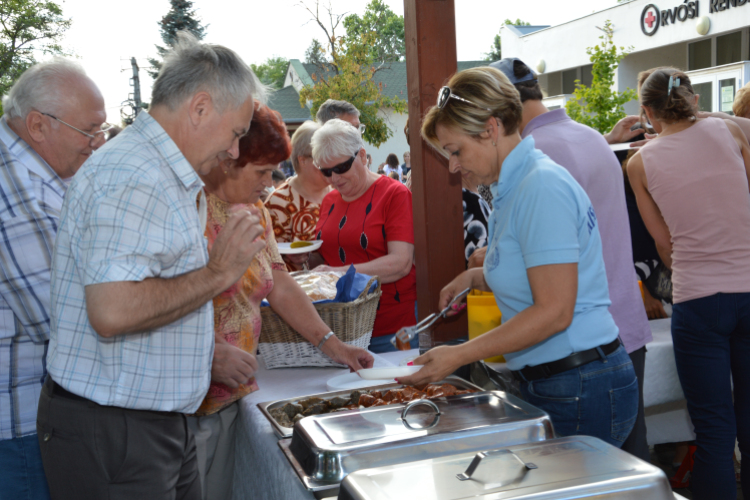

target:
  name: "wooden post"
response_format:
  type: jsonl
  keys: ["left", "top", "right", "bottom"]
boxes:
{"left": 404, "top": 0, "right": 467, "bottom": 344}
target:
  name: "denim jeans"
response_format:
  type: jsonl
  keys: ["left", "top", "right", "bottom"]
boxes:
{"left": 672, "top": 292, "right": 750, "bottom": 499}
{"left": 519, "top": 344, "right": 638, "bottom": 448}
{"left": 0, "top": 434, "right": 51, "bottom": 500}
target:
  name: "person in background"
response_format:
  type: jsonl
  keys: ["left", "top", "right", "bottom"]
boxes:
{"left": 491, "top": 56, "right": 652, "bottom": 462}
{"left": 376, "top": 162, "right": 385, "bottom": 175}
{"left": 734, "top": 82, "right": 750, "bottom": 119}
{"left": 628, "top": 67, "right": 750, "bottom": 499}
{"left": 192, "top": 105, "right": 373, "bottom": 500}
{"left": 312, "top": 119, "right": 417, "bottom": 353}
{"left": 278, "top": 158, "right": 295, "bottom": 178}
{"left": 271, "top": 168, "right": 286, "bottom": 189}
{"left": 402, "top": 66, "right": 637, "bottom": 450}
{"left": 39, "top": 33, "right": 263, "bottom": 500}
{"left": 316, "top": 99, "right": 366, "bottom": 136}
{"left": 266, "top": 120, "right": 331, "bottom": 272}
{"left": 0, "top": 58, "right": 107, "bottom": 500}
{"left": 366, "top": 153, "right": 373, "bottom": 170}
{"left": 462, "top": 174, "right": 491, "bottom": 268}
{"left": 388, "top": 171, "right": 399, "bottom": 181}
{"left": 400, "top": 151, "right": 411, "bottom": 177}
{"left": 106, "top": 124, "right": 123, "bottom": 140}
{"left": 382, "top": 153, "right": 403, "bottom": 182}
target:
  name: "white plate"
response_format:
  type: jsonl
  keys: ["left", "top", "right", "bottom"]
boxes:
{"left": 277, "top": 240, "right": 323, "bottom": 255}
{"left": 357, "top": 366, "right": 422, "bottom": 380}
{"left": 326, "top": 371, "right": 392, "bottom": 391}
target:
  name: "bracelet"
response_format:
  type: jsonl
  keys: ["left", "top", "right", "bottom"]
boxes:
{"left": 317, "top": 331, "right": 335, "bottom": 349}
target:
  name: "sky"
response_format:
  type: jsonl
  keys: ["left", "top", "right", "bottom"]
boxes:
{"left": 56, "top": 0, "right": 617, "bottom": 123}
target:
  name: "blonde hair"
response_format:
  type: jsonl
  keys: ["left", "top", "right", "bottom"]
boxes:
{"left": 734, "top": 82, "right": 750, "bottom": 118}
{"left": 421, "top": 67, "right": 522, "bottom": 158}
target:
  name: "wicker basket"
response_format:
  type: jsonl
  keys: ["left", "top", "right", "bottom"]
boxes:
{"left": 259, "top": 275, "right": 381, "bottom": 369}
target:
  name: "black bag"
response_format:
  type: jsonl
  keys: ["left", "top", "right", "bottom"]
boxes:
{"left": 644, "top": 261, "right": 673, "bottom": 304}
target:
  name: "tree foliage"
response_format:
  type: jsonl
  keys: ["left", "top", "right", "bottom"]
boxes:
{"left": 298, "top": 1, "right": 406, "bottom": 148}
{"left": 483, "top": 19, "right": 529, "bottom": 62}
{"left": 304, "top": 39, "right": 327, "bottom": 65}
{"left": 251, "top": 56, "right": 289, "bottom": 91}
{"left": 343, "top": 0, "right": 404, "bottom": 63}
{"left": 565, "top": 20, "right": 637, "bottom": 134}
{"left": 0, "top": 0, "right": 72, "bottom": 114}
{"left": 146, "top": 0, "right": 207, "bottom": 80}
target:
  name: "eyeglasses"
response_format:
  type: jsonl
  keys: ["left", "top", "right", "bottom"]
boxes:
{"left": 437, "top": 86, "right": 492, "bottom": 112}
{"left": 318, "top": 151, "right": 359, "bottom": 177}
{"left": 358, "top": 124, "right": 366, "bottom": 135}
{"left": 41, "top": 112, "right": 113, "bottom": 143}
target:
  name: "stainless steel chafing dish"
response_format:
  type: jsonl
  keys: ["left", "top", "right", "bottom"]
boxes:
{"left": 280, "top": 389, "right": 554, "bottom": 492}
{"left": 258, "top": 376, "right": 482, "bottom": 439}
{"left": 338, "top": 436, "right": 673, "bottom": 499}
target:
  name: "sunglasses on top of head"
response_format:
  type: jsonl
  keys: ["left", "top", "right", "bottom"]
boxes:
{"left": 437, "top": 86, "right": 492, "bottom": 112}
{"left": 318, "top": 151, "right": 359, "bottom": 177}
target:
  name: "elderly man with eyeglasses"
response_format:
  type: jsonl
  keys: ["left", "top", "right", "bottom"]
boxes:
{"left": 0, "top": 58, "right": 107, "bottom": 500}
{"left": 38, "top": 32, "right": 265, "bottom": 500}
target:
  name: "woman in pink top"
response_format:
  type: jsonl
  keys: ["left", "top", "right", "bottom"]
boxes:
{"left": 628, "top": 67, "right": 750, "bottom": 499}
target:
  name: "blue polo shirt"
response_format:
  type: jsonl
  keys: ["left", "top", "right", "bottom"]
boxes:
{"left": 484, "top": 136, "right": 618, "bottom": 371}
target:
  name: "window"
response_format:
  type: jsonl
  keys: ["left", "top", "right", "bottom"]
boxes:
{"left": 716, "top": 31, "right": 742, "bottom": 66}
{"left": 562, "top": 68, "right": 578, "bottom": 94}
{"left": 693, "top": 82, "right": 713, "bottom": 112}
{"left": 719, "top": 78, "right": 736, "bottom": 115}
{"left": 581, "top": 64, "right": 594, "bottom": 88}
{"left": 688, "top": 39, "right": 712, "bottom": 70}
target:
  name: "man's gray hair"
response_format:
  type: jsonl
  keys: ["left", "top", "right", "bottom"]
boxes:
{"left": 290, "top": 120, "right": 320, "bottom": 173}
{"left": 2, "top": 58, "right": 88, "bottom": 120}
{"left": 151, "top": 31, "right": 266, "bottom": 112}
{"left": 316, "top": 99, "right": 359, "bottom": 123}
{"left": 311, "top": 118, "right": 364, "bottom": 167}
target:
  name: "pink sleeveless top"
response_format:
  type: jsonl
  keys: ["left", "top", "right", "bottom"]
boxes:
{"left": 640, "top": 118, "right": 750, "bottom": 303}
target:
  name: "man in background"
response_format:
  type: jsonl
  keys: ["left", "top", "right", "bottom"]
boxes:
{"left": 0, "top": 58, "right": 107, "bottom": 500}
{"left": 400, "top": 151, "right": 411, "bottom": 177}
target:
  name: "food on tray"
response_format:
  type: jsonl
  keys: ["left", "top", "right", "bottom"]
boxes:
{"left": 290, "top": 241, "right": 314, "bottom": 248}
{"left": 290, "top": 270, "right": 343, "bottom": 302}
{"left": 268, "top": 384, "right": 477, "bottom": 428}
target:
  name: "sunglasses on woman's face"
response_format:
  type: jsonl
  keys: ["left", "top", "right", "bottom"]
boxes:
{"left": 437, "top": 86, "right": 492, "bottom": 112}
{"left": 318, "top": 151, "right": 359, "bottom": 177}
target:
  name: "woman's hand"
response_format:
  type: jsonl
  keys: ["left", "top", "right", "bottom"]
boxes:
{"left": 321, "top": 338, "right": 374, "bottom": 371}
{"left": 642, "top": 286, "right": 668, "bottom": 320}
{"left": 439, "top": 269, "right": 484, "bottom": 315}
{"left": 396, "top": 345, "right": 465, "bottom": 387}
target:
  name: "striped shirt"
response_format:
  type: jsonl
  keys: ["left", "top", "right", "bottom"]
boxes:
{"left": 47, "top": 112, "right": 214, "bottom": 413}
{"left": 0, "top": 117, "right": 67, "bottom": 439}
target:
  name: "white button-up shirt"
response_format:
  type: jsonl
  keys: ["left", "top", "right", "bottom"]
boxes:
{"left": 47, "top": 112, "right": 213, "bottom": 413}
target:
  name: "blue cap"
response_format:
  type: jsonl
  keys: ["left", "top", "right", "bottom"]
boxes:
{"left": 489, "top": 58, "right": 537, "bottom": 85}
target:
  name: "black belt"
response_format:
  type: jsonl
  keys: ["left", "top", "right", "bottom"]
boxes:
{"left": 44, "top": 377, "right": 90, "bottom": 403}
{"left": 513, "top": 338, "right": 622, "bottom": 382}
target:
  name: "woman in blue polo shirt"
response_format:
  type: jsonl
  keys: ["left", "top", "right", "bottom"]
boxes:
{"left": 398, "top": 67, "right": 638, "bottom": 448}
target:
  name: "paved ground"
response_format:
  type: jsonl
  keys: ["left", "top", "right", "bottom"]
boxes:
{"left": 651, "top": 443, "right": 743, "bottom": 499}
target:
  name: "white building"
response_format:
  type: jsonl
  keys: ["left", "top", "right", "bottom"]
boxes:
{"left": 502, "top": 0, "right": 750, "bottom": 115}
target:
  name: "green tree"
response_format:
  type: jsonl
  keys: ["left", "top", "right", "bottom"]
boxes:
{"left": 565, "top": 20, "right": 637, "bottom": 134}
{"left": 343, "top": 0, "right": 405, "bottom": 63}
{"left": 0, "top": 0, "right": 72, "bottom": 115}
{"left": 251, "top": 56, "right": 289, "bottom": 91}
{"left": 304, "top": 39, "right": 327, "bottom": 65}
{"left": 298, "top": 1, "right": 406, "bottom": 147}
{"left": 146, "top": 0, "right": 207, "bottom": 80}
{"left": 483, "top": 19, "right": 529, "bottom": 62}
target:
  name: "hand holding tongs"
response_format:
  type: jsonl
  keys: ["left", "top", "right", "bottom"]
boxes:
{"left": 390, "top": 287, "right": 472, "bottom": 350}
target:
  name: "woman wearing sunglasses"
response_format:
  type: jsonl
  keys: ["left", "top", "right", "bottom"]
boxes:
{"left": 311, "top": 119, "right": 417, "bottom": 353}
{"left": 398, "top": 67, "right": 638, "bottom": 449}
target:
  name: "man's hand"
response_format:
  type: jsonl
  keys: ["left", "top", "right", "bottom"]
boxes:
{"left": 643, "top": 287, "right": 668, "bottom": 320}
{"left": 629, "top": 133, "right": 657, "bottom": 148}
{"left": 604, "top": 116, "right": 644, "bottom": 144}
{"left": 207, "top": 207, "right": 266, "bottom": 289}
{"left": 211, "top": 335, "right": 258, "bottom": 388}
{"left": 321, "top": 338, "right": 374, "bottom": 371}
{"left": 468, "top": 247, "right": 487, "bottom": 269}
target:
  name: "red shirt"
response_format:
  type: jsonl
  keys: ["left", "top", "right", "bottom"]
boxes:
{"left": 316, "top": 176, "right": 416, "bottom": 337}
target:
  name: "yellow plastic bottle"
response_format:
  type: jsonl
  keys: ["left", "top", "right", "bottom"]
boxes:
{"left": 467, "top": 290, "right": 505, "bottom": 363}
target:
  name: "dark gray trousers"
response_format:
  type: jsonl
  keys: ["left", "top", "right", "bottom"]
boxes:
{"left": 620, "top": 346, "right": 651, "bottom": 462}
{"left": 37, "top": 378, "right": 201, "bottom": 500}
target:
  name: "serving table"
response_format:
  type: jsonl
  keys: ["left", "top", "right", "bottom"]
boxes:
{"left": 232, "top": 323, "right": 692, "bottom": 499}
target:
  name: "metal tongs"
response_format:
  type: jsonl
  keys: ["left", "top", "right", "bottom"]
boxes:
{"left": 390, "top": 287, "right": 471, "bottom": 349}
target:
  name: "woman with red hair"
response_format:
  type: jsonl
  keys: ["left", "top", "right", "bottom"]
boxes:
{"left": 188, "top": 105, "right": 373, "bottom": 500}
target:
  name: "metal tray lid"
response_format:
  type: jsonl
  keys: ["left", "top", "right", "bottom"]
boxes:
{"left": 288, "top": 390, "right": 554, "bottom": 485}
{"left": 339, "top": 436, "right": 673, "bottom": 500}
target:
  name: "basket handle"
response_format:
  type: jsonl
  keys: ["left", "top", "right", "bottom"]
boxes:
{"left": 357, "top": 275, "right": 380, "bottom": 300}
